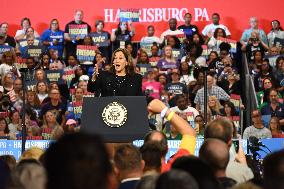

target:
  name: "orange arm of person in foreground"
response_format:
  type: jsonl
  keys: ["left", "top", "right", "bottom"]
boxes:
{"left": 147, "top": 99, "right": 196, "bottom": 154}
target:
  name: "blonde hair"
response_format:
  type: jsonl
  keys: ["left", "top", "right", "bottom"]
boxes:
{"left": 20, "top": 147, "right": 44, "bottom": 161}
{"left": 208, "top": 96, "right": 222, "bottom": 114}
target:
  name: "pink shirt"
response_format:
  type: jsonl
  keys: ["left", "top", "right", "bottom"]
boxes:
{"left": 142, "top": 81, "right": 163, "bottom": 99}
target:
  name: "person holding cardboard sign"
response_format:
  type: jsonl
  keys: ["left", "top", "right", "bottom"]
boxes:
{"left": 88, "top": 48, "right": 142, "bottom": 96}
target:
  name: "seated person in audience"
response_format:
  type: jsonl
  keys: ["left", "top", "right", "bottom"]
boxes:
{"left": 137, "top": 50, "right": 150, "bottom": 65}
{"left": 194, "top": 115, "right": 205, "bottom": 136}
{"left": 66, "top": 87, "right": 84, "bottom": 125}
{"left": 199, "top": 139, "right": 237, "bottom": 189}
{"left": 220, "top": 101, "right": 237, "bottom": 120}
{"left": 179, "top": 57, "right": 195, "bottom": 86}
{"left": 269, "top": 117, "right": 284, "bottom": 138}
{"left": 208, "top": 95, "right": 223, "bottom": 118}
{"left": 156, "top": 45, "right": 178, "bottom": 72}
{"left": 41, "top": 19, "right": 64, "bottom": 57}
{"left": 111, "top": 21, "right": 135, "bottom": 50}
{"left": 253, "top": 59, "right": 275, "bottom": 92}
{"left": 64, "top": 10, "right": 91, "bottom": 56}
{"left": 205, "top": 117, "right": 254, "bottom": 183}
{"left": 170, "top": 94, "right": 199, "bottom": 126}
{"left": 145, "top": 98, "right": 196, "bottom": 172}
{"left": 194, "top": 75, "right": 230, "bottom": 111}
{"left": 15, "top": 17, "right": 40, "bottom": 42}
{"left": 219, "top": 42, "right": 232, "bottom": 60}
{"left": 189, "top": 33, "right": 205, "bottom": 46}
{"left": 166, "top": 35, "right": 181, "bottom": 50}
{"left": 41, "top": 110, "right": 64, "bottom": 140}
{"left": 261, "top": 88, "right": 284, "bottom": 125}
{"left": 250, "top": 50, "right": 264, "bottom": 74}
{"left": 165, "top": 69, "right": 188, "bottom": 101}
{"left": 114, "top": 144, "right": 144, "bottom": 189}
{"left": 256, "top": 78, "right": 278, "bottom": 107}
{"left": 40, "top": 88, "right": 67, "bottom": 126}
{"left": 202, "top": 13, "right": 231, "bottom": 39}
{"left": 240, "top": 17, "right": 268, "bottom": 47}
{"left": 148, "top": 43, "right": 161, "bottom": 66}
{"left": 159, "top": 18, "right": 185, "bottom": 45}
{"left": 0, "top": 118, "right": 11, "bottom": 139}
{"left": 140, "top": 25, "right": 160, "bottom": 45}
{"left": 0, "top": 51, "right": 20, "bottom": 78}
{"left": 126, "top": 43, "right": 137, "bottom": 64}
{"left": 207, "top": 28, "right": 227, "bottom": 51}
{"left": 0, "top": 22, "right": 16, "bottom": 47}
{"left": 219, "top": 73, "right": 241, "bottom": 95}
{"left": 243, "top": 110, "right": 272, "bottom": 139}
{"left": 267, "top": 20, "right": 284, "bottom": 48}
{"left": 142, "top": 69, "right": 163, "bottom": 99}
{"left": 178, "top": 13, "right": 199, "bottom": 39}
{"left": 243, "top": 31, "right": 269, "bottom": 62}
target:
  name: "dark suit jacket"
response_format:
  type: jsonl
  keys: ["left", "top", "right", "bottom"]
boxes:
{"left": 118, "top": 179, "right": 139, "bottom": 189}
{"left": 88, "top": 71, "right": 142, "bottom": 97}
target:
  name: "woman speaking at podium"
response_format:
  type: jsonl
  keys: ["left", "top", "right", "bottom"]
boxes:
{"left": 88, "top": 48, "right": 142, "bottom": 96}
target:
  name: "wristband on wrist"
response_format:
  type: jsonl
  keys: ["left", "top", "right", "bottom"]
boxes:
{"left": 160, "top": 107, "right": 169, "bottom": 119}
{"left": 166, "top": 111, "right": 175, "bottom": 121}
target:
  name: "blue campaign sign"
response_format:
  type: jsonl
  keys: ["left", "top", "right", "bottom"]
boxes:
{"left": 1, "top": 138, "right": 283, "bottom": 161}
{"left": 0, "top": 140, "right": 51, "bottom": 160}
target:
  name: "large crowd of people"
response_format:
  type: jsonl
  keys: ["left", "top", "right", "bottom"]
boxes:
{"left": 0, "top": 9, "right": 284, "bottom": 189}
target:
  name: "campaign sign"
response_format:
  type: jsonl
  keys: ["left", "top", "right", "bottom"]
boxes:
{"left": 230, "top": 94, "right": 241, "bottom": 113}
{"left": 69, "top": 24, "right": 88, "bottom": 39}
{"left": 201, "top": 45, "right": 211, "bottom": 56}
{"left": 64, "top": 68, "right": 75, "bottom": 87}
{"left": 149, "top": 57, "right": 160, "bottom": 67}
{"left": 0, "top": 45, "right": 12, "bottom": 57}
{"left": 27, "top": 45, "right": 43, "bottom": 58}
{"left": 45, "top": 70, "right": 64, "bottom": 84}
{"left": 137, "top": 63, "right": 152, "bottom": 76}
{"left": 72, "top": 101, "right": 83, "bottom": 121}
{"left": 119, "top": 8, "right": 140, "bottom": 22}
{"left": 172, "top": 48, "right": 183, "bottom": 60}
{"left": 140, "top": 42, "right": 153, "bottom": 56}
{"left": 76, "top": 45, "right": 97, "bottom": 62}
{"left": 25, "top": 80, "right": 37, "bottom": 91}
{"left": 274, "top": 37, "right": 284, "bottom": 48}
{"left": 90, "top": 32, "right": 110, "bottom": 47}
{"left": 165, "top": 33, "right": 186, "bottom": 43}
{"left": 1, "top": 139, "right": 284, "bottom": 161}
{"left": 18, "top": 39, "right": 40, "bottom": 48}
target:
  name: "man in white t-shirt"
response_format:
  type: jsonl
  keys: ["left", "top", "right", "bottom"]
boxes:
{"left": 160, "top": 18, "right": 185, "bottom": 44}
{"left": 140, "top": 25, "right": 160, "bottom": 45}
{"left": 202, "top": 13, "right": 231, "bottom": 38}
{"left": 170, "top": 94, "right": 199, "bottom": 128}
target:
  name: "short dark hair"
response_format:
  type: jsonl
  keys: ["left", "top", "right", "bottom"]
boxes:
{"left": 95, "top": 20, "right": 104, "bottom": 27}
{"left": 155, "top": 169, "right": 199, "bottom": 189}
{"left": 21, "top": 17, "right": 31, "bottom": 27}
{"left": 147, "top": 25, "right": 154, "bottom": 30}
{"left": 204, "top": 117, "right": 233, "bottom": 144}
{"left": 44, "top": 133, "right": 112, "bottom": 189}
{"left": 140, "top": 141, "right": 163, "bottom": 172}
{"left": 184, "top": 13, "right": 192, "bottom": 17}
{"left": 213, "top": 28, "right": 226, "bottom": 38}
{"left": 263, "top": 149, "right": 284, "bottom": 189}
{"left": 172, "top": 156, "right": 222, "bottom": 189}
{"left": 212, "top": 13, "right": 220, "bottom": 18}
{"left": 144, "top": 131, "right": 168, "bottom": 157}
{"left": 114, "top": 144, "right": 142, "bottom": 172}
